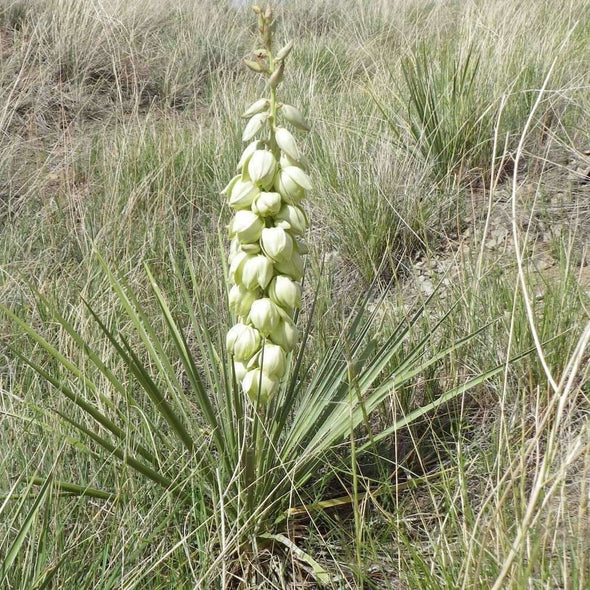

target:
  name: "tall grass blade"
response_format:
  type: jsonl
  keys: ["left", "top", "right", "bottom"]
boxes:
{"left": 1, "top": 473, "right": 52, "bottom": 582}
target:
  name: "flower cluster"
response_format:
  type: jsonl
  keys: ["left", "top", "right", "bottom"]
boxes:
{"left": 224, "top": 4, "right": 311, "bottom": 406}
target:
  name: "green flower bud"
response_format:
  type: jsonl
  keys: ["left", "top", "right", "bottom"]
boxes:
{"left": 251, "top": 191, "right": 282, "bottom": 217}
{"left": 268, "top": 275, "right": 302, "bottom": 310}
{"left": 230, "top": 236, "right": 260, "bottom": 257}
{"left": 226, "top": 323, "right": 261, "bottom": 362}
{"left": 231, "top": 210, "right": 264, "bottom": 243}
{"left": 275, "top": 126, "right": 300, "bottom": 161}
{"left": 275, "top": 41, "right": 293, "bottom": 61}
{"left": 248, "top": 150, "right": 277, "bottom": 189}
{"left": 241, "top": 242, "right": 261, "bottom": 254}
{"left": 274, "top": 204, "right": 308, "bottom": 235}
{"left": 269, "top": 316, "right": 298, "bottom": 352}
{"left": 243, "top": 59, "right": 266, "bottom": 73}
{"left": 237, "top": 140, "right": 262, "bottom": 171}
{"left": 268, "top": 60, "right": 284, "bottom": 88}
{"left": 281, "top": 103, "right": 310, "bottom": 131}
{"left": 241, "top": 254, "right": 274, "bottom": 290}
{"left": 229, "top": 179, "right": 259, "bottom": 210}
{"left": 295, "top": 239, "right": 309, "bottom": 255}
{"left": 248, "top": 297, "right": 281, "bottom": 335}
{"left": 242, "top": 369, "right": 279, "bottom": 405}
{"left": 273, "top": 249, "right": 304, "bottom": 280}
{"left": 241, "top": 98, "right": 269, "bottom": 119}
{"left": 256, "top": 342, "right": 287, "bottom": 377}
{"left": 261, "top": 227, "right": 294, "bottom": 263}
{"left": 242, "top": 112, "right": 268, "bottom": 141}
{"left": 229, "top": 284, "right": 259, "bottom": 317}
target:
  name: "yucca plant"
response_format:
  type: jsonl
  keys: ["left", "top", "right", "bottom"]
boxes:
{"left": 2, "top": 5, "right": 513, "bottom": 585}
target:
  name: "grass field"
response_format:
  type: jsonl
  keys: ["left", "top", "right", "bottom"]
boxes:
{"left": 1, "top": 0, "right": 589, "bottom": 588}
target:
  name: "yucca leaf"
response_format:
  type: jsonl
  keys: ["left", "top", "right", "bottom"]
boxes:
{"left": 145, "top": 266, "right": 222, "bottom": 450}
{"left": 95, "top": 253, "right": 193, "bottom": 427}
{"left": 390, "top": 319, "right": 497, "bottom": 386}
{"left": 84, "top": 303, "right": 194, "bottom": 453}
{"left": 7, "top": 345, "right": 159, "bottom": 467}
{"left": 31, "top": 288, "right": 164, "bottom": 443}
{"left": 29, "top": 477, "right": 115, "bottom": 500}
{"left": 55, "top": 411, "right": 175, "bottom": 492}
{"left": 1, "top": 305, "right": 116, "bottom": 413}
{"left": 359, "top": 345, "right": 537, "bottom": 452}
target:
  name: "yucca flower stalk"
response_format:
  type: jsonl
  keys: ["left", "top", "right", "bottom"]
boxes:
{"left": 224, "top": 3, "right": 311, "bottom": 407}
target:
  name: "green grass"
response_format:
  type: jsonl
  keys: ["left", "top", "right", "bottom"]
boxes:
{"left": 1, "top": 0, "right": 589, "bottom": 587}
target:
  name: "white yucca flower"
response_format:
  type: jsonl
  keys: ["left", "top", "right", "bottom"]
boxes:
{"left": 223, "top": 3, "right": 311, "bottom": 406}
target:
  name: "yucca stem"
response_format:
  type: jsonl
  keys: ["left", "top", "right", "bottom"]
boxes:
{"left": 269, "top": 83, "right": 277, "bottom": 154}
{"left": 264, "top": 17, "right": 278, "bottom": 156}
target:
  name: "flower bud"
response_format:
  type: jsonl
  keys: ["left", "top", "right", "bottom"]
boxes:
{"left": 268, "top": 60, "right": 284, "bottom": 88}
{"left": 275, "top": 40, "right": 294, "bottom": 61}
{"left": 252, "top": 191, "right": 282, "bottom": 217}
{"left": 268, "top": 275, "right": 302, "bottom": 310}
{"left": 236, "top": 140, "right": 262, "bottom": 171}
{"left": 244, "top": 59, "right": 267, "bottom": 74}
{"left": 248, "top": 297, "right": 280, "bottom": 335}
{"left": 282, "top": 165, "right": 312, "bottom": 190}
{"left": 241, "top": 255, "right": 274, "bottom": 290}
{"left": 229, "top": 284, "right": 259, "bottom": 317}
{"left": 229, "top": 179, "right": 259, "bottom": 210}
{"left": 275, "top": 127, "right": 300, "bottom": 161}
{"left": 275, "top": 170, "right": 303, "bottom": 203}
{"left": 274, "top": 204, "right": 308, "bottom": 235}
{"left": 229, "top": 250, "right": 249, "bottom": 283}
{"left": 221, "top": 174, "right": 240, "bottom": 196}
{"left": 226, "top": 323, "right": 261, "bottom": 362}
{"left": 242, "top": 369, "right": 279, "bottom": 405}
{"left": 274, "top": 166, "right": 311, "bottom": 203}
{"left": 274, "top": 249, "right": 304, "bottom": 280}
{"left": 241, "top": 98, "right": 269, "bottom": 119}
{"left": 269, "top": 316, "right": 298, "bottom": 352}
{"left": 231, "top": 210, "right": 264, "bottom": 243}
{"left": 241, "top": 242, "right": 261, "bottom": 254}
{"left": 281, "top": 104, "right": 310, "bottom": 131}
{"left": 242, "top": 112, "right": 268, "bottom": 141}
{"left": 256, "top": 342, "right": 287, "bottom": 377}
{"left": 248, "top": 150, "right": 277, "bottom": 189}
{"left": 261, "top": 227, "right": 293, "bottom": 263}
